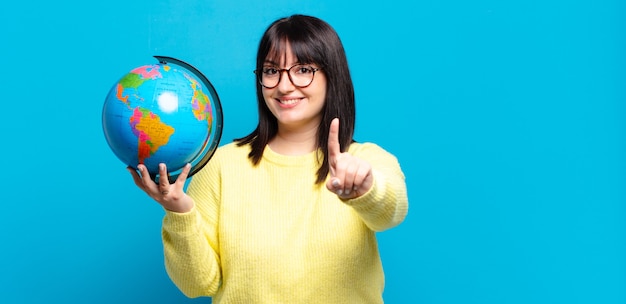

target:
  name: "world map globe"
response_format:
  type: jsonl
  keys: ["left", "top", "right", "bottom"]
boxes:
{"left": 102, "top": 56, "right": 223, "bottom": 183}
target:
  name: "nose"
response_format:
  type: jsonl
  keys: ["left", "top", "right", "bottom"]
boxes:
{"left": 276, "top": 70, "right": 295, "bottom": 92}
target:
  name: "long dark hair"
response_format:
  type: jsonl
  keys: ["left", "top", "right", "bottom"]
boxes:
{"left": 235, "top": 14, "right": 355, "bottom": 184}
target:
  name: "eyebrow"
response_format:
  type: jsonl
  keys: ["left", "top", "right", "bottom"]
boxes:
{"left": 263, "top": 61, "right": 315, "bottom": 67}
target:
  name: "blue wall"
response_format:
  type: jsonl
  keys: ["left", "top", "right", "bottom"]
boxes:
{"left": 1, "top": 0, "right": 624, "bottom": 303}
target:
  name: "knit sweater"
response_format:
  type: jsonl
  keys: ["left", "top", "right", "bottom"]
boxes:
{"left": 161, "top": 142, "right": 408, "bottom": 303}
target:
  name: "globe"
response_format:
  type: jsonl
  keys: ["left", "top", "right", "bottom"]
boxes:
{"left": 102, "top": 56, "right": 223, "bottom": 183}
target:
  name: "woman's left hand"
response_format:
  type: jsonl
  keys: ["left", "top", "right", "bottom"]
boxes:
{"left": 326, "top": 118, "right": 373, "bottom": 199}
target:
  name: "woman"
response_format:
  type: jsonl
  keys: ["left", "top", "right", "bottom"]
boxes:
{"left": 129, "top": 14, "right": 408, "bottom": 303}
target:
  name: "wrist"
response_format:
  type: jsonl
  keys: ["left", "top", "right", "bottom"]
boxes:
{"left": 162, "top": 194, "right": 194, "bottom": 213}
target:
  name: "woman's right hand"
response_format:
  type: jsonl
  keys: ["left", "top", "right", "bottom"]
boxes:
{"left": 127, "top": 163, "right": 195, "bottom": 213}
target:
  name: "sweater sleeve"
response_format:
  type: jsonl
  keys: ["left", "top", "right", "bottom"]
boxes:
{"left": 343, "top": 143, "right": 409, "bottom": 232}
{"left": 161, "top": 151, "right": 223, "bottom": 298}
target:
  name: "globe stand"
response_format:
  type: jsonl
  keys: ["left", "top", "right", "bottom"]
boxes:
{"left": 151, "top": 56, "right": 224, "bottom": 184}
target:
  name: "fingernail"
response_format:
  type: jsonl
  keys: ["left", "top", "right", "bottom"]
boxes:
{"left": 160, "top": 164, "right": 165, "bottom": 170}
{"left": 337, "top": 189, "right": 343, "bottom": 196}
{"left": 332, "top": 179, "right": 340, "bottom": 187}
{"left": 345, "top": 189, "right": 351, "bottom": 195}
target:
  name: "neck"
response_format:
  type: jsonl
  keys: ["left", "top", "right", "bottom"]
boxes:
{"left": 269, "top": 123, "right": 319, "bottom": 155}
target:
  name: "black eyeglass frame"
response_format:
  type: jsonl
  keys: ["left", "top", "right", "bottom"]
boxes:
{"left": 253, "top": 64, "right": 321, "bottom": 89}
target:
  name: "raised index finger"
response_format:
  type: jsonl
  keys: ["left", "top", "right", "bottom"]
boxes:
{"left": 328, "top": 118, "right": 341, "bottom": 158}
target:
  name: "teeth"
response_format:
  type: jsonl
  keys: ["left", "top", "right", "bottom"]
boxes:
{"left": 280, "top": 99, "right": 300, "bottom": 105}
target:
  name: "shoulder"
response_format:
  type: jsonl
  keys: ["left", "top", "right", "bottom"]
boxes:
{"left": 190, "top": 141, "right": 252, "bottom": 182}
{"left": 348, "top": 142, "right": 393, "bottom": 156}
{"left": 197, "top": 142, "right": 251, "bottom": 172}
{"left": 212, "top": 142, "right": 251, "bottom": 160}
{"left": 348, "top": 142, "right": 401, "bottom": 164}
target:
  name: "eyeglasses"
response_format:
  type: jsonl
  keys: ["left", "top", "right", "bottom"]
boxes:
{"left": 254, "top": 64, "right": 320, "bottom": 89}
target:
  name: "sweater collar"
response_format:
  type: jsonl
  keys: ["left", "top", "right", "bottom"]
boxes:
{"left": 262, "top": 145, "right": 323, "bottom": 167}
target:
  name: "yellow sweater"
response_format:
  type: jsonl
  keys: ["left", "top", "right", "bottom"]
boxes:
{"left": 161, "top": 142, "right": 408, "bottom": 303}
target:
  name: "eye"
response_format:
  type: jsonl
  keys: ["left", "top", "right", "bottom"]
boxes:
{"left": 262, "top": 67, "right": 279, "bottom": 76}
{"left": 294, "top": 65, "right": 314, "bottom": 75}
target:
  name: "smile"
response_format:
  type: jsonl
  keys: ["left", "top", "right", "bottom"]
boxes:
{"left": 278, "top": 98, "right": 302, "bottom": 105}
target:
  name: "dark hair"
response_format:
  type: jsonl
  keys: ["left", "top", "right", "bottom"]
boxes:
{"left": 235, "top": 14, "right": 355, "bottom": 184}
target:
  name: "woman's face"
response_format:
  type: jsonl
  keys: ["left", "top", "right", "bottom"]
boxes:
{"left": 262, "top": 43, "right": 327, "bottom": 130}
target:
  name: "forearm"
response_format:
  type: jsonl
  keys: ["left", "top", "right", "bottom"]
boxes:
{"left": 161, "top": 208, "right": 221, "bottom": 297}
{"left": 346, "top": 167, "right": 408, "bottom": 231}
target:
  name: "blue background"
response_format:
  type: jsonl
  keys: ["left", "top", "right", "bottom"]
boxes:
{"left": 1, "top": 0, "right": 624, "bottom": 303}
